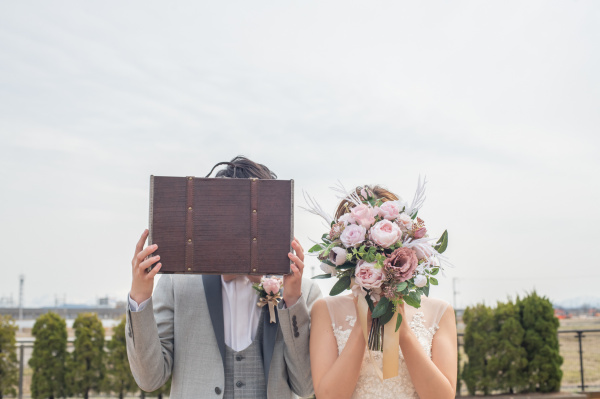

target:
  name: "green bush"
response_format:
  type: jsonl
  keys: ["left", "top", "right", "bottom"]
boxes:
{"left": 105, "top": 316, "right": 137, "bottom": 399}
{"left": 29, "top": 312, "right": 68, "bottom": 399}
{"left": 67, "top": 313, "right": 105, "bottom": 399}
{"left": 518, "top": 291, "right": 563, "bottom": 392}
{"left": 462, "top": 303, "right": 495, "bottom": 395}
{"left": 0, "top": 315, "right": 19, "bottom": 399}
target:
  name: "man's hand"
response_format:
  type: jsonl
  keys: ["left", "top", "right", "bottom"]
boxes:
{"left": 130, "top": 229, "right": 162, "bottom": 304}
{"left": 283, "top": 238, "right": 304, "bottom": 307}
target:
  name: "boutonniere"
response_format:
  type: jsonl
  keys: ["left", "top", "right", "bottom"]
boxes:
{"left": 253, "top": 276, "right": 283, "bottom": 323}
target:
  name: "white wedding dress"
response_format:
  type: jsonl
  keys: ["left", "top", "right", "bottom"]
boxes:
{"left": 323, "top": 294, "right": 449, "bottom": 399}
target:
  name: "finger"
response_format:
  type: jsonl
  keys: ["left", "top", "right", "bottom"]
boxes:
{"left": 290, "top": 263, "right": 300, "bottom": 276}
{"left": 139, "top": 255, "right": 161, "bottom": 271}
{"left": 136, "top": 244, "right": 158, "bottom": 263}
{"left": 147, "top": 262, "right": 162, "bottom": 278}
{"left": 134, "top": 229, "right": 149, "bottom": 258}
{"left": 293, "top": 237, "right": 304, "bottom": 253}
{"left": 291, "top": 241, "right": 304, "bottom": 262}
{"left": 288, "top": 253, "right": 304, "bottom": 273}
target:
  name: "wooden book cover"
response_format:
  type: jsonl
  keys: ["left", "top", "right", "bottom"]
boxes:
{"left": 148, "top": 176, "right": 293, "bottom": 275}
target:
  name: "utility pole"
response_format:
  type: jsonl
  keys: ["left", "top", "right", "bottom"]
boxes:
{"left": 18, "top": 274, "right": 24, "bottom": 321}
{"left": 452, "top": 277, "right": 459, "bottom": 310}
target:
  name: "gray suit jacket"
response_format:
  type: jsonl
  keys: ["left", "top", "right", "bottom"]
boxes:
{"left": 126, "top": 275, "right": 322, "bottom": 398}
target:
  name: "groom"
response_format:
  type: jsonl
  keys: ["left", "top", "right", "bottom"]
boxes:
{"left": 125, "top": 157, "right": 322, "bottom": 398}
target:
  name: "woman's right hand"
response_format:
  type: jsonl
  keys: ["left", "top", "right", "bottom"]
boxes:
{"left": 130, "top": 229, "right": 162, "bottom": 304}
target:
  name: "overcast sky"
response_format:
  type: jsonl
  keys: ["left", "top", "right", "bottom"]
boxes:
{"left": 1, "top": 1, "right": 599, "bottom": 310}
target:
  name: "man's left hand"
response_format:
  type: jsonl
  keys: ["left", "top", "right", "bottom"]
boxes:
{"left": 283, "top": 238, "right": 304, "bottom": 307}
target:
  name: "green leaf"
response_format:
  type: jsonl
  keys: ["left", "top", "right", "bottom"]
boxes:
{"left": 365, "top": 294, "right": 375, "bottom": 312}
{"left": 308, "top": 243, "right": 324, "bottom": 253}
{"left": 396, "top": 282, "right": 408, "bottom": 292}
{"left": 422, "top": 284, "right": 430, "bottom": 297}
{"left": 434, "top": 230, "right": 448, "bottom": 254}
{"left": 395, "top": 313, "right": 403, "bottom": 332}
{"left": 404, "top": 291, "right": 422, "bottom": 308}
{"left": 379, "top": 305, "right": 395, "bottom": 325}
{"left": 430, "top": 277, "right": 438, "bottom": 285}
{"left": 411, "top": 211, "right": 418, "bottom": 220}
{"left": 329, "top": 276, "right": 351, "bottom": 296}
{"left": 371, "top": 297, "right": 390, "bottom": 318}
{"left": 430, "top": 267, "right": 439, "bottom": 276}
{"left": 312, "top": 274, "right": 332, "bottom": 279}
{"left": 336, "top": 261, "right": 356, "bottom": 270}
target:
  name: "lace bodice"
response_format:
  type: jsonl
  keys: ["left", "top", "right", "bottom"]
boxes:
{"left": 326, "top": 295, "right": 449, "bottom": 399}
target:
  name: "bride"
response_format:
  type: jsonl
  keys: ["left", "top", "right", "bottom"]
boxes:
{"left": 309, "top": 186, "right": 457, "bottom": 399}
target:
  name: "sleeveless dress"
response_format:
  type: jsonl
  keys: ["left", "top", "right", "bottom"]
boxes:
{"left": 324, "top": 294, "right": 449, "bottom": 399}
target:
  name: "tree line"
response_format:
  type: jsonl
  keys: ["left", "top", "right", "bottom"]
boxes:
{"left": 459, "top": 291, "right": 563, "bottom": 395}
{"left": 0, "top": 312, "right": 170, "bottom": 399}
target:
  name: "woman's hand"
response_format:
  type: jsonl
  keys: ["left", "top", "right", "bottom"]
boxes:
{"left": 283, "top": 238, "right": 304, "bottom": 307}
{"left": 130, "top": 229, "right": 162, "bottom": 304}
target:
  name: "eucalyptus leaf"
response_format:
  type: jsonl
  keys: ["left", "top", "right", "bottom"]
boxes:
{"left": 422, "top": 284, "right": 430, "bottom": 297}
{"left": 329, "top": 276, "right": 351, "bottom": 296}
{"left": 434, "top": 230, "right": 448, "bottom": 254}
{"left": 430, "top": 267, "right": 440, "bottom": 276}
{"left": 312, "top": 274, "right": 332, "bottom": 279}
{"left": 395, "top": 313, "right": 403, "bottom": 332}
{"left": 430, "top": 277, "right": 438, "bottom": 286}
{"left": 379, "top": 306, "right": 395, "bottom": 325}
{"left": 396, "top": 282, "right": 408, "bottom": 292}
{"left": 371, "top": 297, "right": 390, "bottom": 318}
{"left": 308, "top": 243, "right": 324, "bottom": 253}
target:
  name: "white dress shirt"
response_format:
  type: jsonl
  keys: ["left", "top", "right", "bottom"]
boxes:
{"left": 129, "top": 276, "right": 262, "bottom": 351}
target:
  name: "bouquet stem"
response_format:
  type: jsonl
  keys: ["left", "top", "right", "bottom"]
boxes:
{"left": 367, "top": 317, "right": 384, "bottom": 352}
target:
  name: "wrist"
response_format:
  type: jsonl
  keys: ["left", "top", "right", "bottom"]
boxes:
{"left": 283, "top": 294, "right": 300, "bottom": 307}
{"left": 130, "top": 287, "right": 151, "bottom": 305}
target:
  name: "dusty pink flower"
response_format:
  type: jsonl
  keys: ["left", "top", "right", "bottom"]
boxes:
{"left": 378, "top": 201, "right": 401, "bottom": 221}
{"left": 413, "top": 227, "right": 427, "bottom": 239}
{"left": 351, "top": 204, "right": 378, "bottom": 229}
{"left": 328, "top": 247, "right": 348, "bottom": 266}
{"left": 261, "top": 277, "right": 282, "bottom": 295}
{"left": 384, "top": 247, "right": 419, "bottom": 282}
{"left": 328, "top": 222, "right": 345, "bottom": 240}
{"left": 369, "top": 220, "right": 402, "bottom": 248}
{"left": 354, "top": 260, "right": 384, "bottom": 290}
{"left": 340, "top": 224, "right": 367, "bottom": 247}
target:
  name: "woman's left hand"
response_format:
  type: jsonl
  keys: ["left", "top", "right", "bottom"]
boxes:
{"left": 283, "top": 238, "right": 304, "bottom": 307}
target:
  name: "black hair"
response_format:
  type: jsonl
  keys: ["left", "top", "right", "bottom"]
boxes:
{"left": 214, "top": 156, "right": 277, "bottom": 180}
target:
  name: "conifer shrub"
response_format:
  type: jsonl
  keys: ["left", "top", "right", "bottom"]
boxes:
{"left": 0, "top": 315, "right": 19, "bottom": 399}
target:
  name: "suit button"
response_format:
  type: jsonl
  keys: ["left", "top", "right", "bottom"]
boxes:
{"left": 215, "top": 387, "right": 222, "bottom": 394}
{"left": 292, "top": 315, "right": 297, "bottom": 322}
{"left": 128, "top": 330, "right": 132, "bottom": 337}
{"left": 236, "top": 381, "right": 244, "bottom": 388}
{"left": 294, "top": 331, "right": 300, "bottom": 338}
{"left": 236, "top": 355, "right": 243, "bottom": 361}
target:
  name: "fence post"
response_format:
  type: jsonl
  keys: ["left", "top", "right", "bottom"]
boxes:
{"left": 18, "top": 343, "right": 24, "bottom": 399}
{"left": 576, "top": 331, "right": 586, "bottom": 392}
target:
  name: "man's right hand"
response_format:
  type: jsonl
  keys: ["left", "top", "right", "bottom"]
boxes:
{"left": 130, "top": 229, "right": 162, "bottom": 304}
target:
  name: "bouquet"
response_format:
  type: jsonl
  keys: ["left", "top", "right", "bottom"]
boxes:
{"left": 253, "top": 276, "right": 283, "bottom": 323}
{"left": 305, "top": 179, "right": 449, "bottom": 378}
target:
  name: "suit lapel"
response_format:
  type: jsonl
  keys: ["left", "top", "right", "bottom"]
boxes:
{"left": 202, "top": 275, "right": 225, "bottom": 365}
{"left": 262, "top": 305, "right": 278, "bottom": 386}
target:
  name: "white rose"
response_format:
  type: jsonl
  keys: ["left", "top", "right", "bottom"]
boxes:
{"left": 369, "top": 220, "right": 402, "bottom": 248}
{"left": 320, "top": 262, "right": 337, "bottom": 277}
{"left": 329, "top": 247, "right": 348, "bottom": 266}
{"left": 396, "top": 213, "right": 413, "bottom": 231}
{"left": 414, "top": 274, "right": 427, "bottom": 288}
{"left": 338, "top": 213, "right": 356, "bottom": 225}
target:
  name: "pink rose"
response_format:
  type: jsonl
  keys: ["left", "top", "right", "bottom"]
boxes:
{"left": 354, "top": 260, "right": 384, "bottom": 290}
{"left": 338, "top": 213, "right": 356, "bottom": 225}
{"left": 340, "top": 224, "right": 367, "bottom": 247}
{"left": 383, "top": 247, "right": 419, "bottom": 282}
{"left": 378, "top": 201, "right": 401, "bottom": 221}
{"left": 414, "top": 227, "right": 427, "bottom": 239}
{"left": 261, "top": 277, "right": 282, "bottom": 295}
{"left": 351, "top": 204, "right": 378, "bottom": 229}
{"left": 369, "top": 220, "right": 402, "bottom": 248}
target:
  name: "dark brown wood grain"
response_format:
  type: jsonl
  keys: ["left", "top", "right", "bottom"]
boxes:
{"left": 149, "top": 175, "right": 293, "bottom": 275}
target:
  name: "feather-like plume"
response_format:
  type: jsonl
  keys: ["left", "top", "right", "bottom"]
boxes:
{"left": 300, "top": 190, "right": 334, "bottom": 225}
{"left": 330, "top": 180, "right": 362, "bottom": 207}
{"left": 405, "top": 175, "right": 427, "bottom": 217}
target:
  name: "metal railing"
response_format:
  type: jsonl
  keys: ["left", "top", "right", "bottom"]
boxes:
{"left": 457, "top": 329, "right": 600, "bottom": 394}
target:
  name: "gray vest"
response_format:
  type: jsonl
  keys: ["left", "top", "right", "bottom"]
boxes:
{"left": 223, "top": 314, "right": 267, "bottom": 399}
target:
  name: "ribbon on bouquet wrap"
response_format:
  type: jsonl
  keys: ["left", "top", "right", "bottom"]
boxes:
{"left": 355, "top": 287, "right": 401, "bottom": 380}
{"left": 257, "top": 292, "right": 282, "bottom": 323}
